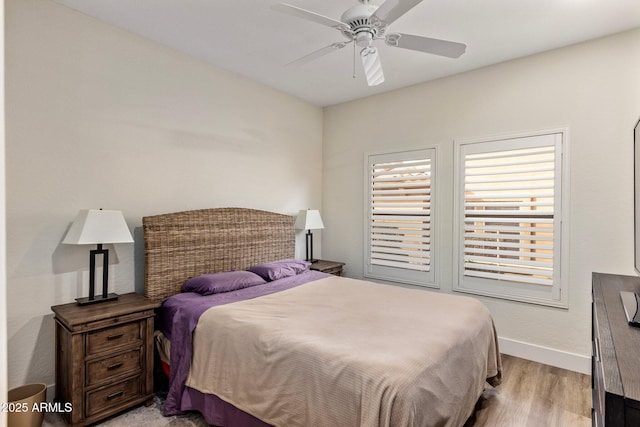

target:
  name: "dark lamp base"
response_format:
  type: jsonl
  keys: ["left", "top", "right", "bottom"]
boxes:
{"left": 309, "top": 259, "right": 319, "bottom": 263}
{"left": 76, "top": 293, "right": 119, "bottom": 306}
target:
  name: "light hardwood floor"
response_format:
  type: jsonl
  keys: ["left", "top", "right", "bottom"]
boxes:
{"left": 466, "top": 354, "right": 592, "bottom": 427}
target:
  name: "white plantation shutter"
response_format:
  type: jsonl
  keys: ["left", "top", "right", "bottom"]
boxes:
{"left": 454, "top": 132, "right": 567, "bottom": 307}
{"left": 365, "top": 149, "right": 435, "bottom": 286}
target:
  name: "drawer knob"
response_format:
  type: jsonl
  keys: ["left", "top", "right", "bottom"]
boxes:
{"left": 107, "top": 333, "right": 124, "bottom": 341}
{"left": 107, "top": 362, "right": 123, "bottom": 371}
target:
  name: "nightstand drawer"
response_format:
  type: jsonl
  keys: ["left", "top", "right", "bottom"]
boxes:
{"left": 87, "top": 321, "right": 141, "bottom": 356}
{"left": 85, "top": 376, "right": 141, "bottom": 418}
{"left": 86, "top": 348, "right": 142, "bottom": 387}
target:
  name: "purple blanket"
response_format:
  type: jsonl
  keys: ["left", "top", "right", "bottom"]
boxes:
{"left": 160, "top": 270, "right": 330, "bottom": 419}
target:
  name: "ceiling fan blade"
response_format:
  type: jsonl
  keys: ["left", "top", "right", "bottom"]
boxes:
{"left": 371, "top": 0, "right": 423, "bottom": 25}
{"left": 271, "top": 3, "right": 345, "bottom": 29}
{"left": 286, "top": 42, "right": 349, "bottom": 66}
{"left": 360, "top": 47, "right": 385, "bottom": 86}
{"left": 386, "top": 33, "right": 466, "bottom": 58}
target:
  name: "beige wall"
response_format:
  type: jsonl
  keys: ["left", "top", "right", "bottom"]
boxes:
{"left": 323, "top": 28, "right": 640, "bottom": 370}
{"left": 5, "top": 0, "right": 323, "bottom": 388}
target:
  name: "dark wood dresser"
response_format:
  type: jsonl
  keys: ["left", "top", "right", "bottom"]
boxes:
{"left": 592, "top": 272, "right": 640, "bottom": 426}
{"left": 51, "top": 293, "right": 159, "bottom": 426}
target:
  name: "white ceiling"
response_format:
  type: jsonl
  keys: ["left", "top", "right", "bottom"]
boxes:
{"left": 52, "top": 0, "right": 640, "bottom": 107}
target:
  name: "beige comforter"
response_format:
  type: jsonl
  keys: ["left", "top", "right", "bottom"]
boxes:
{"left": 186, "top": 276, "right": 501, "bottom": 427}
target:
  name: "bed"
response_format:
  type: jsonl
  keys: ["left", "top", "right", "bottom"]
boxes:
{"left": 144, "top": 207, "right": 502, "bottom": 427}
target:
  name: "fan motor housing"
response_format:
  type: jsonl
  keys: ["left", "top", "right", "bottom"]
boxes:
{"left": 340, "top": 3, "right": 385, "bottom": 46}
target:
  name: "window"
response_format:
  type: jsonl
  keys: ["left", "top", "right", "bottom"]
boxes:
{"left": 453, "top": 131, "right": 568, "bottom": 307}
{"left": 364, "top": 148, "right": 435, "bottom": 286}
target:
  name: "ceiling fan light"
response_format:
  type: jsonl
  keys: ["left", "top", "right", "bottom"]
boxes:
{"left": 369, "top": 69, "right": 385, "bottom": 85}
{"left": 368, "top": 71, "right": 384, "bottom": 86}
{"left": 361, "top": 47, "right": 385, "bottom": 86}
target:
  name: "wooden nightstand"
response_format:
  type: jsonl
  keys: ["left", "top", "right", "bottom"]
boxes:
{"left": 310, "top": 260, "right": 345, "bottom": 276}
{"left": 51, "top": 293, "right": 159, "bottom": 427}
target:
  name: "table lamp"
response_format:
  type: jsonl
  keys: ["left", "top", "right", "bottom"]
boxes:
{"left": 63, "top": 209, "right": 134, "bottom": 305}
{"left": 294, "top": 209, "right": 324, "bottom": 263}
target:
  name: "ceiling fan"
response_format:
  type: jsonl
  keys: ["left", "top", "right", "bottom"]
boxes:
{"left": 272, "top": 0, "right": 467, "bottom": 86}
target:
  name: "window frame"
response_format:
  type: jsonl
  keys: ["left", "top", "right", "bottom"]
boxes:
{"left": 363, "top": 147, "right": 437, "bottom": 288}
{"left": 453, "top": 129, "right": 569, "bottom": 308}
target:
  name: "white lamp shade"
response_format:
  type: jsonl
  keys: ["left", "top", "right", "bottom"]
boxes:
{"left": 294, "top": 209, "right": 324, "bottom": 230}
{"left": 63, "top": 209, "right": 134, "bottom": 245}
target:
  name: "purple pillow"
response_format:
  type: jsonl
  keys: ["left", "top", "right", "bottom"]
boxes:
{"left": 181, "top": 270, "right": 266, "bottom": 295}
{"left": 248, "top": 259, "right": 311, "bottom": 281}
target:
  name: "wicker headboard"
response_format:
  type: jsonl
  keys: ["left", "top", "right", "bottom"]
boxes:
{"left": 143, "top": 208, "right": 295, "bottom": 302}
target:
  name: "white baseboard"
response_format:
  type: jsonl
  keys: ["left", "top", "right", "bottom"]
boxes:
{"left": 499, "top": 337, "right": 591, "bottom": 375}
